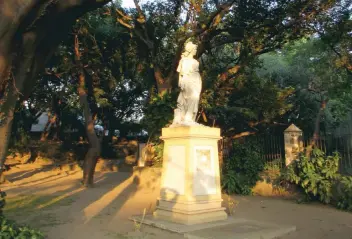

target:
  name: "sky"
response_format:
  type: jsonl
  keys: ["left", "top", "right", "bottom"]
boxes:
{"left": 121, "top": 0, "right": 144, "bottom": 8}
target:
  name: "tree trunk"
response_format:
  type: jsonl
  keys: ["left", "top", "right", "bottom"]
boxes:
{"left": 0, "top": 91, "right": 15, "bottom": 183}
{"left": 305, "top": 99, "right": 327, "bottom": 157}
{"left": 154, "top": 66, "right": 172, "bottom": 95}
{"left": 75, "top": 35, "right": 101, "bottom": 187}
{"left": 79, "top": 75, "right": 101, "bottom": 187}
{"left": 0, "top": 29, "right": 41, "bottom": 183}
{"left": 0, "top": 29, "right": 47, "bottom": 183}
{"left": 0, "top": 0, "right": 111, "bottom": 183}
{"left": 40, "top": 113, "right": 57, "bottom": 141}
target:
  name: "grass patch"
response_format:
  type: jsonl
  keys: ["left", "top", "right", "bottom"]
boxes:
{"left": 4, "top": 194, "right": 75, "bottom": 216}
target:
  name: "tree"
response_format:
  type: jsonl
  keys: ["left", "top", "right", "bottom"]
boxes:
{"left": 113, "top": 0, "right": 344, "bottom": 140}
{"left": 22, "top": 7, "right": 148, "bottom": 186}
{"left": 115, "top": 0, "right": 340, "bottom": 94}
{"left": 312, "top": 0, "right": 352, "bottom": 75}
{"left": 258, "top": 38, "right": 352, "bottom": 147}
{"left": 0, "top": 0, "right": 347, "bottom": 182}
{"left": 0, "top": 0, "right": 112, "bottom": 182}
{"left": 199, "top": 50, "right": 294, "bottom": 137}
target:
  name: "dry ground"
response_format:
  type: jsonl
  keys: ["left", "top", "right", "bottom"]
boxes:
{"left": 1, "top": 163, "right": 352, "bottom": 239}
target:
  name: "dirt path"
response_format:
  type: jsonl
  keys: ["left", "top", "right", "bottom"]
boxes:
{"left": 1, "top": 165, "right": 352, "bottom": 239}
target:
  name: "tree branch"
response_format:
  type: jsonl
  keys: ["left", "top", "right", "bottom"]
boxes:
{"left": 195, "top": 0, "right": 236, "bottom": 37}
{"left": 232, "top": 131, "right": 257, "bottom": 139}
{"left": 133, "top": 0, "right": 146, "bottom": 23}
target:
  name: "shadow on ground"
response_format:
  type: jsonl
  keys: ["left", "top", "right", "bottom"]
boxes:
{"left": 2, "top": 166, "right": 352, "bottom": 239}
{"left": 2, "top": 166, "right": 177, "bottom": 239}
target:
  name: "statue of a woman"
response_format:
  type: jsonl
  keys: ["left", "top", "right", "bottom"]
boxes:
{"left": 171, "top": 42, "right": 202, "bottom": 127}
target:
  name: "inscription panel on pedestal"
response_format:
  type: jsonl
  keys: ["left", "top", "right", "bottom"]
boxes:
{"left": 161, "top": 145, "right": 185, "bottom": 195}
{"left": 193, "top": 146, "right": 217, "bottom": 196}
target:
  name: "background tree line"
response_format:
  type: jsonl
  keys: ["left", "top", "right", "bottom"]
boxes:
{"left": 0, "top": 0, "right": 350, "bottom": 186}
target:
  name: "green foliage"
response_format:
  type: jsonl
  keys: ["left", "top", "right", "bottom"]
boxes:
{"left": 263, "top": 158, "right": 283, "bottom": 172}
{"left": 0, "top": 190, "right": 6, "bottom": 216}
{"left": 335, "top": 176, "right": 352, "bottom": 211}
{"left": 221, "top": 170, "right": 253, "bottom": 195}
{"left": 258, "top": 38, "right": 352, "bottom": 135}
{"left": 149, "top": 142, "right": 164, "bottom": 168}
{"left": 201, "top": 70, "right": 294, "bottom": 136}
{"left": 261, "top": 158, "right": 283, "bottom": 184}
{"left": 141, "top": 91, "right": 176, "bottom": 140}
{"left": 0, "top": 216, "right": 45, "bottom": 239}
{"left": 9, "top": 129, "right": 31, "bottom": 155}
{"left": 221, "top": 139, "right": 264, "bottom": 195}
{"left": 0, "top": 191, "right": 44, "bottom": 239}
{"left": 283, "top": 149, "right": 340, "bottom": 203}
{"left": 282, "top": 148, "right": 352, "bottom": 210}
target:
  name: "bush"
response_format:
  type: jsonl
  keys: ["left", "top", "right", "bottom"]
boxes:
{"left": 150, "top": 142, "right": 163, "bottom": 167}
{"left": 282, "top": 149, "right": 339, "bottom": 203}
{"left": 0, "top": 217, "right": 45, "bottom": 239}
{"left": 0, "top": 190, "right": 5, "bottom": 216}
{"left": 261, "top": 158, "right": 283, "bottom": 184}
{"left": 335, "top": 176, "right": 352, "bottom": 211}
{"left": 282, "top": 148, "right": 352, "bottom": 210}
{"left": 0, "top": 191, "right": 45, "bottom": 239}
{"left": 221, "top": 139, "right": 264, "bottom": 195}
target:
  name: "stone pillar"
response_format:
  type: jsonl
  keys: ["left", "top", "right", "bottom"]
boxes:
{"left": 153, "top": 126, "right": 227, "bottom": 225}
{"left": 284, "top": 124, "right": 303, "bottom": 166}
{"left": 137, "top": 143, "right": 146, "bottom": 167}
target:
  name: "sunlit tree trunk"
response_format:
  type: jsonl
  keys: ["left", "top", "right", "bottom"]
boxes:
{"left": 74, "top": 35, "right": 101, "bottom": 187}
{"left": 0, "top": 30, "right": 40, "bottom": 182}
{"left": 40, "top": 113, "right": 57, "bottom": 141}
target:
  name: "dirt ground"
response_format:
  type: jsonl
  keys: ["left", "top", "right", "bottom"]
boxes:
{"left": 1, "top": 164, "right": 352, "bottom": 239}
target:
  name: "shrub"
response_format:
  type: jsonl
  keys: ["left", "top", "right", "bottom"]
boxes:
{"left": 150, "top": 142, "right": 163, "bottom": 167}
{"left": 221, "top": 139, "right": 264, "bottom": 195}
{"left": 0, "top": 190, "right": 6, "bottom": 216}
{"left": 0, "top": 191, "right": 45, "bottom": 239}
{"left": 0, "top": 217, "right": 45, "bottom": 239}
{"left": 261, "top": 158, "right": 283, "bottom": 183}
{"left": 335, "top": 176, "right": 352, "bottom": 211}
{"left": 282, "top": 148, "right": 339, "bottom": 203}
{"left": 282, "top": 148, "right": 352, "bottom": 211}
{"left": 263, "top": 158, "right": 283, "bottom": 172}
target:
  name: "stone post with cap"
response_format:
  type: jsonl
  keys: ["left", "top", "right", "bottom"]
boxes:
{"left": 284, "top": 124, "right": 303, "bottom": 166}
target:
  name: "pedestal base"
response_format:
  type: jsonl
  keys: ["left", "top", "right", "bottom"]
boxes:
{"left": 155, "top": 126, "right": 227, "bottom": 225}
{"left": 154, "top": 206, "right": 227, "bottom": 225}
{"left": 129, "top": 215, "right": 296, "bottom": 239}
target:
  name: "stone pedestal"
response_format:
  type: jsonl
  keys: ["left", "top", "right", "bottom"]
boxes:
{"left": 153, "top": 126, "right": 227, "bottom": 225}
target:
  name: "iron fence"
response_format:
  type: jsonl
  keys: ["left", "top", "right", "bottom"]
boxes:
{"left": 220, "top": 133, "right": 285, "bottom": 166}
{"left": 221, "top": 133, "right": 352, "bottom": 175}
{"left": 303, "top": 134, "right": 352, "bottom": 175}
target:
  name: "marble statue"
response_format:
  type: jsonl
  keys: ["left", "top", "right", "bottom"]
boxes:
{"left": 171, "top": 42, "right": 202, "bottom": 127}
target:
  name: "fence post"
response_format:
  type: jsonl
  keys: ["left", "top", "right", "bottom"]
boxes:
{"left": 284, "top": 124, "right": 303, "bottom": 166}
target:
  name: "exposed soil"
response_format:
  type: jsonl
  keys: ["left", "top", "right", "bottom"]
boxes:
{"left": 1, "top": 163, "right": 352, "bottom": 239}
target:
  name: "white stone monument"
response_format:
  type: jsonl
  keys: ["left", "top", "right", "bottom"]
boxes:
{"left": 153, "top": 42, "right": 227, "bottom": 225}
{"left": 284, "top": 124, "right": 303, "bottom": 166}
{"left": 130, "top": 42, "right": 297, "bottom": 239}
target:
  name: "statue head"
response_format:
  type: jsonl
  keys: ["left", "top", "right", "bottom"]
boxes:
{"left": 183, "top": 42, "right": 197, "bottom": 57}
